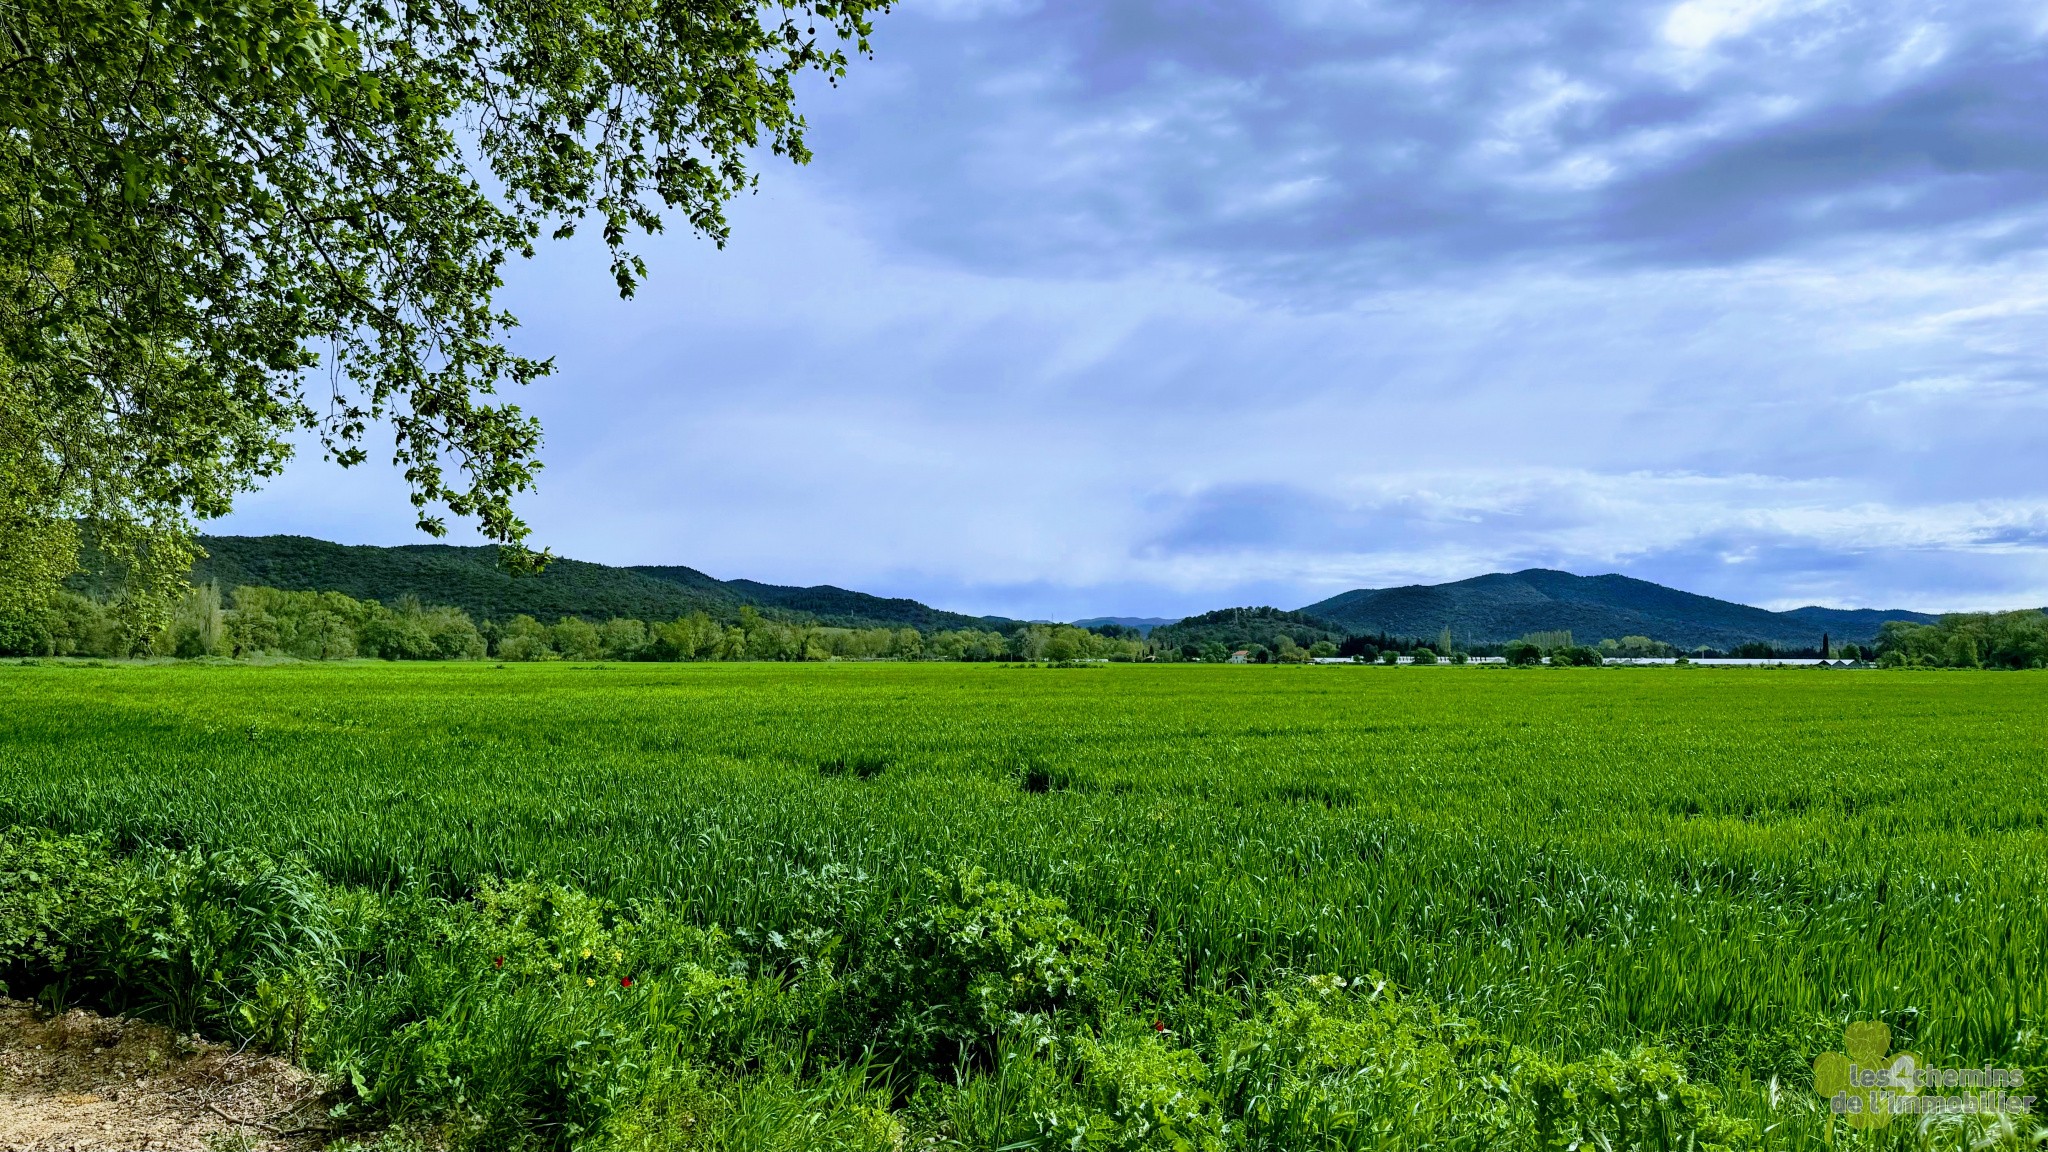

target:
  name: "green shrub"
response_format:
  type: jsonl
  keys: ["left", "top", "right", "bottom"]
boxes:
{"left": 852, "top": 867, "right": 1104, "bottom": 1075}
{"left": 0, "top": 828, "right": 123, "bottom": 974}
{"left": 0, "top": 831, "right": 338, "bottom": 1030}
{"left": 1214, "top": 974, "right": 1515, "bottom": 1149}
{"left": 1525, "top": 1047, "right": 1758, "bottom": 1152}
{"left": 1046, "top": 1032, "right": 1223, "bottom": 1151}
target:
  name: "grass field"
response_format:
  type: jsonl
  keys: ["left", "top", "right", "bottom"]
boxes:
{"left": 2, "top": 661, "right": 2043, "bottom": 1150}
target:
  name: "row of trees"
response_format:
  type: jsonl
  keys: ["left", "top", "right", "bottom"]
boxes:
{"left": 16, "top": 585, "right": 493, "bottom": 660}
{"left": 1874, "top": 612, "right": 2048, "bottom": 668}
{"left": 3, "top": 584, "right": 1156, "bottom": 663}
{"left": 18, "top": 584, "right": 2039, "bottom": 668}
{"left": 483, "top": 611, "right": 1149, "bottom": 664}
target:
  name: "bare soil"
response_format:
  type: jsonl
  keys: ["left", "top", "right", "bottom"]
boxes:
{"left": 0, "top": 999, "right": 333, "bottom": 1152}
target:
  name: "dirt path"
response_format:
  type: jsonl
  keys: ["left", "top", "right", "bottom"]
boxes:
{"left": 0, "top": 999, "right": 332, "bottom": 1152}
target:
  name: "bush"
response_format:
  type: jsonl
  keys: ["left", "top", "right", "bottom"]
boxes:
{"left": 1214, "top": 975, "right": 1512, "bottom": 1148}
{"left": 850, "top": 867, "right": 1104, "bottom": 1075}
{"left": 0, "top": 831, "right": 338, "bottom": 1031}
{"left": 1410, "top": 647, "right": 1437, "bottom": 665}
{"left": 1526, "top": 1047, "right": 1758, "bottom": 1152}
{"left": 1042, "top": 1032, "right": 1223, "bottom": 1151}
{"left": 0, "top": 829, "right": 124, "bottom": 975}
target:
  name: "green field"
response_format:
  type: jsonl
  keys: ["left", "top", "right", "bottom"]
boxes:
{"left": 2, "top": 662, "right": 2043, "bottom": 1150}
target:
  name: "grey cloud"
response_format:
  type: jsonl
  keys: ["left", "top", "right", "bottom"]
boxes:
{"left": 1598, "top": 53, "right": 2048, "bottom": 263}
{"left": 809, "top": 0, "right": 2048, "bottom": 293}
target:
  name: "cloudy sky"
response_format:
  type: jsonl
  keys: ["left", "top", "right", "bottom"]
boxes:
{"left": 216, "top": 0, "right": 2048, "bottom": 620}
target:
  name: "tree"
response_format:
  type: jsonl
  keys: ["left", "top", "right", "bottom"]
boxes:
{"left": 598, "top": 617, "right": 649, "bottom": 661}
{"left": 165, "top": 582, "right": 226, "bottom": 656}
{"left": 496, "top": 615, "right": 557, "bottom": 661}
{"left": 550, "top": 616, "right": 603, "bottom": 660}
{"left": 1, "top": 0, "right": 889, "bottom": 581}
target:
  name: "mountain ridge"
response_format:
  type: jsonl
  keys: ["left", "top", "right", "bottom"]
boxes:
{"left": 1297, "top": 569, "right": 1937, "bottom": 648}
{"left": 187, "top": 535, "right": 1018, "bottom": 631}
{"left": 1072, "top": 617, "right": 1176, "bottom": 636}
{"left": 179, "top": 535, "right": 1951, "bottom": 647}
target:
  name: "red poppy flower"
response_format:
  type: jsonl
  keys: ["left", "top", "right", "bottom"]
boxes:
{"left": 620, "top": 977, "right": 633, "bottom": 988}
{"left": 494, "top": 956, "right": 505, "bottom": 969}
{"left": 1153, "top": 1020, "right": 1166, "bottom": 1032}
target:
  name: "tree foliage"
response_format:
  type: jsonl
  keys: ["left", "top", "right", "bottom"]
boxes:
{"left": 1876, "top": 612, "right": 2048, "bottom": 669}
{"left": 1149, "top": 607, "right": 1345, "bottom": 658}
{"left": 0, "top": 0, "right": 887, "bottom": 564}
{"left": 3, "top": 581, "right": 1167, "bottom": 662}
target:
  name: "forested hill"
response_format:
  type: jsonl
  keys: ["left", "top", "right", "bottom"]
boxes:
{"left": 636, "top": 568, "right": 1013, "bottom": 633}
{"left": 187, "top": 535, "right": 1017, "bottom": 630}
{"left": 1298, "top": 569, "right": 1937, "bottom": 649}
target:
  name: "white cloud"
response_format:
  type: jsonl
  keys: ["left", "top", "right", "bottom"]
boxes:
{"left": 1661, "top": 0, "right": 1803, "bottom": 51}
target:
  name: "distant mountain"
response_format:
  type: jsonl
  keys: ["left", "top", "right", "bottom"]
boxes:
{"left": 186, "top": 535, "right": 1017, "bottom": 631}
{"left": 1298, "top": 570, "right": 1937, "bottom": 649}
{"left": 1072, "top": 617, "right": 1176, "bottom": 636}
{"left": 158, "top": 537, "right": 1949, "bottom": 647}
{"left": 640, "top": 571, "right": 1016, "bottom": 632}
{"left": 1778, "top": 604, "right": 1943, "bottom": 638}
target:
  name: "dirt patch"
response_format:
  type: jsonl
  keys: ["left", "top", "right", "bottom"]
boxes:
{"left": 0, "top": 999, "right": 333, "bottom": 1152}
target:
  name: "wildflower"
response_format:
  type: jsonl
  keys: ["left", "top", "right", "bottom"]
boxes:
{"left": 494, "top": 957, "right": 504, "bottom": 969}
{"left": 585, "top": 977, "right": 595, "bottom": 987}
{"left": 1153, "top": 1020, "right": 1166, "bottom": 1032}
{"left": 621, "top": 977, "right": 633, "bottom": 988}
{"left": 613, "top": 949, "right": 623, "bottom": 962}
{"left": 581, "top": 947, "right": 592, "bottom": 959}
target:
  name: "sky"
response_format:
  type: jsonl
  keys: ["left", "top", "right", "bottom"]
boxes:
{"left": 214, "top": 0, "right": 2048, "bottom": 621}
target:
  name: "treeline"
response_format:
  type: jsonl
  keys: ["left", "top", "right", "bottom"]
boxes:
{"left": 20, "top": 582, "right": 2034, "bottom": 667}
{"left": 1875, "top": 611, "right": 2048, "bottom": 668}
{"left": 5, "top": 583, "right": 1153, "bottom": 663}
